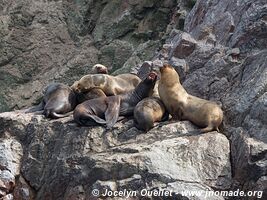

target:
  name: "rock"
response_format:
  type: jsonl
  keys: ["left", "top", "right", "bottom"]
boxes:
{"left": 0, "top": 111, "right": 231, "bottom": 200}
{"left": 1, "top": 0, "right": 266, "bottom": 199}
{"left": 13, "top": 176, "right": 35, "bottom": 200}
{"left": 0, "top": 170, "right": 15, "bottom": 194}
{"left": 0, "top": 0, "right": 178, "bottom": 112}
{"left": 0, "top": 138, "right": 23, "bottom": 175}
{"left": 169, "top": 57, "right": 189, "bottom": 82}
{"left": 185, "top": 0, "right": 267, "bottom": 51}
{"left": 230, "top": 128, "right": 267, "bottom": 199}
{"left": 99, "top": 40, "right": 134, "bottom": 72}
{"left": 1, "top": 194, "right": 13, "bottom": 200}
{"left": 112, "top": 40, "right": 160, "bottom": 75}
{"left": 170, "top": 32, "right": 197, "bottom": 59}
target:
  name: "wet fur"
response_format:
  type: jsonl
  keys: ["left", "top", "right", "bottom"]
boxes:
{"left": 134, "top": 97, "right": 168, "bottom": 132}
{"left": 25, "top": 83, "right": 77, "bottom": 119}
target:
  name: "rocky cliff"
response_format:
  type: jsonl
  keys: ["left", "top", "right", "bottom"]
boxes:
{"left": 0, "top": 0, "right": 266, "bottom": 200}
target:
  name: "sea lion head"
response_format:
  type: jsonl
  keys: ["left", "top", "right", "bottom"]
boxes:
{"left": 144, "top": 71, "right": 158, "bottom": 84}
{"left": 71, "top": 76, "right": 94, "bottom": 93}
{"left": 135, "top": 71, "right": 157, "bottom": 97}
{"left": 159, "top": 63, "right": 174, "bottom": 73}
{"left": 92, "top": 64, "right": 108, "bottom": 74}
{"left": 70, "top": 81, "right": 82, "bottom": 93}
{"left": 159, "top": 63, "right": 180, "bottom": 82}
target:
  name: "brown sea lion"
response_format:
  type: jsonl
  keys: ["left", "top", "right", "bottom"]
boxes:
{"left": 134, "top": 96, "right": 168, "bottom": 132}
{"left": 70, "top": 73, "right": 141, "bottom": 96}
{"left": 73, "top": 72, "right": 158, "bottom": 129}
{"left": 25, "top": 83, "right": 77, "bottom": 118}
{"left": 91, "top": 64, "right": 108, "bottom": 74}
{"left": 158, "top": 63, "right": 223, "bottom": 133}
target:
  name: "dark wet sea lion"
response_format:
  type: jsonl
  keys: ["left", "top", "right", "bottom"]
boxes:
{"left": 73, "top": 72, "right": 158, "bottom": 129}
{"left": 158, "top": 63, "right": 223, "bottom": 133}
{"left": 25, "top": 83, "right": 77, "bottom": 118}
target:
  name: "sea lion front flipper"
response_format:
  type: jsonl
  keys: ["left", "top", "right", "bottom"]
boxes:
{"left": 105, "top": 96, "right": 121, "bottom": 129}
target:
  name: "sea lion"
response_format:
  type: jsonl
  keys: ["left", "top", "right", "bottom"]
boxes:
{"left": 70, "top": 73, "right": 141, "bottom": 96}
{"left": 73, "top": 72, "right": 158, "bottom": 129}
{"left": 91, "top": 64, "right": 108, "bottom": 74}
{"left": 73, "top": 64, "right": 108, "bottom": 104}
{"left": 158, "top": 63, "right": 223, "bottom": 133}
{"left": 25, "top": 83, "right": 77, "bottom": 118}
{"left": 134, "top": 96, "right": 168, "bottom": 132}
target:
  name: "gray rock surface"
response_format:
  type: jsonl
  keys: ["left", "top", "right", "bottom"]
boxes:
{"left": 0, "top": 0, "right": 266, "bottom": 199}
{"left": 0, "top": 0, "right": 181, "bottom": 112}
{"left": 0, "top": 112, "right": 231, "bottom": 200}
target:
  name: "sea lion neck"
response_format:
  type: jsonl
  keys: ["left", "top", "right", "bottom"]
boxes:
{"left": 130, "top": 78, "right": 156, "bottom": 103}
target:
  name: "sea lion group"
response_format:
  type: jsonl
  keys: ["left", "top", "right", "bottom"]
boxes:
{"left": 25, "top": 63, "right": 223, "bottom": 133}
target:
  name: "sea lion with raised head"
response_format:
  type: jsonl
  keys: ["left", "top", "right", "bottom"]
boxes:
{"left": 71, "top": 73, "right": 141, "bottom": 96}
{"left": 73, "top": 71, "right": 158, "bottom": 129}
{"left": 158, "top": 63, "right": 223, "bottom": 133}
{"left": 25, "top": 83, "right": 77, "bottom": 118}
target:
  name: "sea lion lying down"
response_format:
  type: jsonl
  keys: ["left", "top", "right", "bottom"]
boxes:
{"left": 70, "top": 73, "right": 141, "bottom": 96}
{"left": 25, "top": 83, "right": 77, "bottom": 118}
{"left": 73, "top": 71, "right": 158, "bottom": 129}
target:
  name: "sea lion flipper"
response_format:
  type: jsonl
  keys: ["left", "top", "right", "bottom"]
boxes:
{"left": 87, "top": 115, "right": 107, "bottom": 124}
{"left": 105, "top": 96, "right": 121, "bottom": 129}
{"left": 50, "top": 111, "right": 74, "bottom": 119}
{"left": 24, "top": 101, "right": 45, "bottom": 113}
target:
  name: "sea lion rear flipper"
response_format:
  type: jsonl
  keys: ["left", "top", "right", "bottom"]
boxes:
{"left": 85, "top": 115, "right": 107, "bottom": 124}
{"left": 50, "top": 111, "right": 74, "bottom": 119}
{"left": 24, "top": 101, "right": 45, "bottom": 113}
{"left": 105, "top": 96, "right": 121, "bottom": 129}
{"left": 75, "top": 113, "right": 107, "bottom": 126}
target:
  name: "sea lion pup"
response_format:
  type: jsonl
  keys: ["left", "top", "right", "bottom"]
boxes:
{"left": 134, "top": 96, "right": 168, "bottom": 132}
{"left": 73, "top": 72, "right": 158, "bottom": 129}
{"left": 25, "top": 83, "right": 77, "bottom": 118}
{"left": 70, "top": 73, "right": 141, "bottom": 96}
{"left": 91, "top": 64, "right": 108, "bottom": 74}
{"left": 158, "top": 64, "right": 223, "bottom": 133}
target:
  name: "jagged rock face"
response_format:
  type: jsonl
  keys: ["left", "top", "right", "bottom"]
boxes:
{"left": 0, "top": 0, "right": 190, "bottom": 112}
{"left": 185, "top": 0, "right": 267, "bottom": 51}
{"left": 0, "top": 0, "right": 266, "bottom": 200}
{"left": 0, "top": 112, "right": 231, "bottom": 200}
